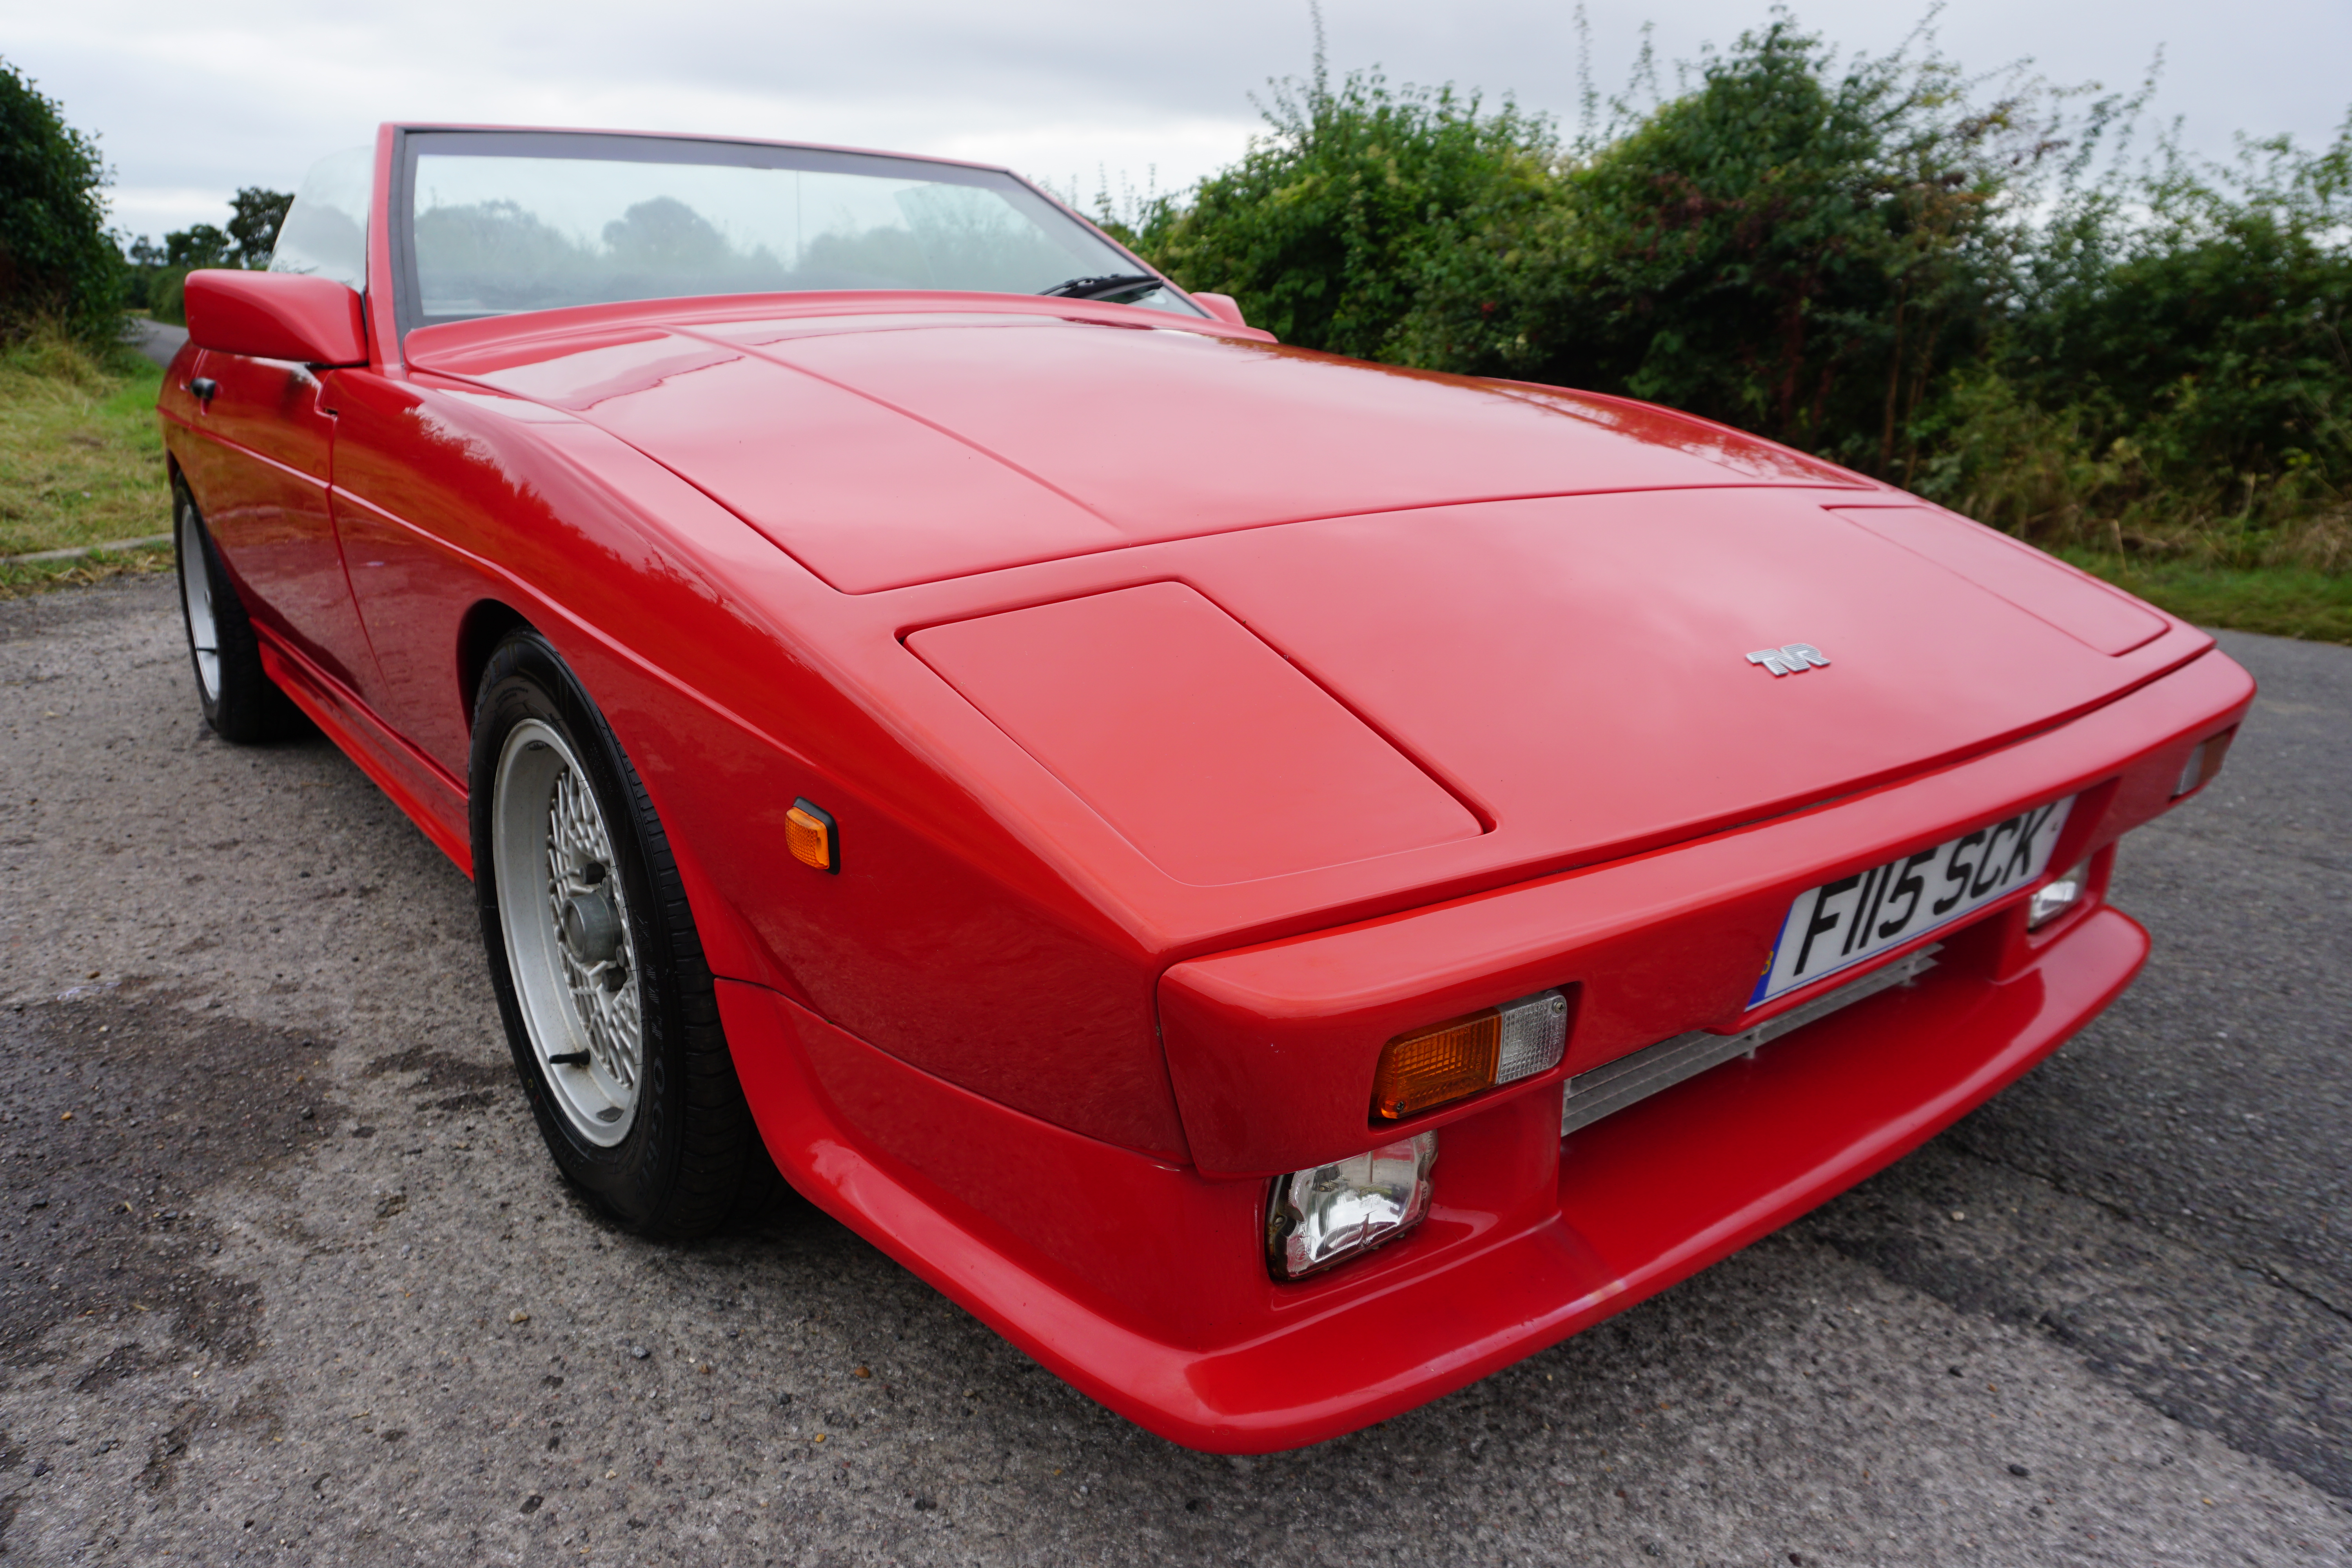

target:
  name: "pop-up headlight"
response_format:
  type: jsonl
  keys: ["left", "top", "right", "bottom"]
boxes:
{"left": 1267, "top": 1132, "right": 1438, "bottom": 1279}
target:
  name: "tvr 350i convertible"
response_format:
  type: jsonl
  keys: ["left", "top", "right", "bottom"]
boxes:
{"left": 162, "top": 124, "right": 2252, "bottom": 1452}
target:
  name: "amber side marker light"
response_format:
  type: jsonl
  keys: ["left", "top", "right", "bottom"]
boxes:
{"left": 1372, "top": 989, "right": 1569, "bottom": 1120}
{"left": 785, "top": 799, "right": 839, "bottom": 874}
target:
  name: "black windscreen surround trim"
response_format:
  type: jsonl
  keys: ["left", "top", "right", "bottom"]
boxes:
{"left": 388, "top": 127, "right": 1180, "bottom": 343}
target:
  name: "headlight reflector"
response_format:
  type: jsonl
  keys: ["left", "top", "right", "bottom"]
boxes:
{"left": 1372, "top": 989, "right": 1569, "bottom": 1120}
{"left": 1267, "top": 1132, "right": 1438, "bottom": 1279}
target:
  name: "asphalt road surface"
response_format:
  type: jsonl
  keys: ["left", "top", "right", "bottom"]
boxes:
{"left": 1, "top": 577, "right": 2345, "bottom": 1566}
{"left": 130, "top": 319, "right": 188, "bottom": 369}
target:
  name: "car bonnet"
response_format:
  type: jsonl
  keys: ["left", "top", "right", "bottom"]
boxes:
{"left": 406, "top": 307, "right": 1873, "bottom": 594}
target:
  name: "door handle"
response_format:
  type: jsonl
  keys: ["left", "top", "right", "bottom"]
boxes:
{"left": 189, "top": 377, "right": 219, "bottom": 404}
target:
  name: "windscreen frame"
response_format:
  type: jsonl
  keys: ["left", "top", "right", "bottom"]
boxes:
{"left": 388, "top": 128, "right": 1189, "bottom": 341}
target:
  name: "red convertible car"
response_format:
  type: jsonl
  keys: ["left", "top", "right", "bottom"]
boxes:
{"left": 163, "top": 124, "right": 2251, "bottom": 1452}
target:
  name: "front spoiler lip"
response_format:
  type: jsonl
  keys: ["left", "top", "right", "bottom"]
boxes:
{"left": 720, "top": 903, "right": 2147, "bottom": 1454}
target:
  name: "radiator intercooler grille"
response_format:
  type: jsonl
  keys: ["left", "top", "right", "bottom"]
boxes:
{"left": 1561, "top": 945, "right": 1942, "bottom": 1137}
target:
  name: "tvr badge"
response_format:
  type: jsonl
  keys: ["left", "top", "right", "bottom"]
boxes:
{"left": 1746, "top": 643, "right": 1830, "bottom": 677}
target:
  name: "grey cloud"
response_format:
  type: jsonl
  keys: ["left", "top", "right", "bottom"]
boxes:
{"left": 10, "top": 0, "right": 2345, "bottom": 243}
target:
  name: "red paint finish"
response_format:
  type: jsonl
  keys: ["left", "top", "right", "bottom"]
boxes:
{"left": 472, "top": 333, "right": 1131, "bottom": 593}
{"left": 166, "top": 349, "right": 380, "bottom": 697}
{"left": 155, "top": 122, "right": 2258, "bottom": 1452}
{"left": 1190, "top": 292, "right": 1250, "bottom": 329}
{"left": 183, "top": 270, "right": 368, "bottom": 367}
{"left": 319, "top": 366, "right": 1199, "bottom": 1156}
{"left": 1828, "top": 504, "right": 2167, "bottom": 655}
{"left": 907, "top": 583, "right": 1482, "bottom": 884}
{"left": 1158, "top": 648, "right": 2250, "bottom": 1176}
{"left": 409, "top": 301, "right": 1870, "bottom": 593}
{"left": 1166, "top": 489, "right": 2202, "bottom": 879}
{"left": 255, "top": 633, "right": 471, "bottom": 871}
{"left": 722, "top": 902, "right": 2149, "bottom": 1452}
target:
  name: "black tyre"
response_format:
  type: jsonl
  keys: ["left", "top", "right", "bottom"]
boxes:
{"left": 470, "top": 628, "right": 772, "bottom": 1238}
{"left": 173, "top": 483, "right": 303, "bottom": 743}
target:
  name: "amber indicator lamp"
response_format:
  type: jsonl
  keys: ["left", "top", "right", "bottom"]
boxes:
{"left": 1371, "top": 989, "right": 1572, "bottom": 1121}
{"left": 1372, "top": 1012, "right": 1500, "bottom": 1119}
{"left": 785, "top": 798, "right": 839, "bottom": 873}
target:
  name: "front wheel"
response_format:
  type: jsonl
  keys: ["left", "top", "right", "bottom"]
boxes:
{"left": 470, "top": 628, "right": 771, "bottom": 1238}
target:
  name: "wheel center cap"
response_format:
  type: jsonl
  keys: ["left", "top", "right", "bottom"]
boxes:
{"left": 561, "top": 891, "right": 621, "bottom": 963}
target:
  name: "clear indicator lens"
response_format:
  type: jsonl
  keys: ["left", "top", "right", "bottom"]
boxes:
{"left": 2174, "top": 742, "right": 2209, "bottom": 799}
{"left": 2028, "top": 859, "right": 2091, "bottom": 929}
{"left": 1495, "top": 990, "right": 1571, "bottom": 1084}
{"left": 1268, "top": 1131, "right": 1437, "bottom": 1278}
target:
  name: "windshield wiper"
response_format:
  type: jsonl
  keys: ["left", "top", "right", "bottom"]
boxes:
{"left": 1038, "top": 273, "right": 1164, "bottom": 302}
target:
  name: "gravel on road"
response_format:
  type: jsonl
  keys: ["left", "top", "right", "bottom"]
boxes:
{"left": 1, "top": 577, "right": 2345, "bottom": 1564}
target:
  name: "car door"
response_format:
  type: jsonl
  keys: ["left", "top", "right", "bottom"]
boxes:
{"left": 172, "top": 347, "right": 383, "bottom": 700}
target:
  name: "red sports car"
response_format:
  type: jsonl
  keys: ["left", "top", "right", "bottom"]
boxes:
{"left": 162, "top": 123, "right": 2251, "bottom": 1452}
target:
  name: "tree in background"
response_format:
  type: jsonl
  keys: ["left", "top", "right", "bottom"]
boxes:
{"left": 1131, "top": 11, "right": 2350, "bottom": 569}
{"left": 225, "top": 186, "right": 292, "bottom": 268}
{"left": 132, "top": 187, "right": 293, "bottom": 323}
{"left": 0, "top": 56, "right": 122, "bottom": 348}
{"left": 1398, "top": 20, "right": 2048, "bottom": 475}
{"left": 1940, "top": 121, "right": 2352, "bottom": 558}
{"left": 1131, "top": 16, "right": 1554, "bottom": 360}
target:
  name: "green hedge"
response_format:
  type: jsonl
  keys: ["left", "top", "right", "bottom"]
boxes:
{"left": 0, "top": 56, "right": 122, "bottom": 349}
{"left": 1124, "top": 17, "right": 2351, "bottom": 570}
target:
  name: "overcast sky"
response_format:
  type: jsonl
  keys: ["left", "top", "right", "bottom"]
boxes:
{"left": 6, "top": 0, "right": 2347, "bottom": 244}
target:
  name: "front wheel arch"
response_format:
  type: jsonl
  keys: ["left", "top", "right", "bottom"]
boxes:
{"left": 467, "top": 625, "right": 777, "bottom": 1237}
{"left": 455, "top": 598, "right": 532, "bottom": 739}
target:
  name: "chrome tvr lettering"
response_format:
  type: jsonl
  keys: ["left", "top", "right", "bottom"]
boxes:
{"left": 1745, "top": 643, "right": 1832, "bottom": 677}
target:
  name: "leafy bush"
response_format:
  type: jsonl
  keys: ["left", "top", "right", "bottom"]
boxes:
{"left": 1132, "top": 42, "right": 1555, "bottom": 359}
{"left": 1402, "top": 22, "right": 2041, "bottom": 472}
{"left": 1946, "top": 127, "right": 2352, "bottom": 564}
{"left": 225, "top": 187, "right": 292, "bottom": 267}
{"left": 0, "top": 57, "right": 122, "bottom": 348}
{"left": 135, "top": 189, "right": 293, "bottom": 323}
{"left": 1130, "top": 14, "right": 2352, "bottom": 570}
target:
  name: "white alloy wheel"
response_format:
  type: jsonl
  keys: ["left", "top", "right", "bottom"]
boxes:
{"left": 177, "top": 500, "right": 220, "bottom": 702}
{"left": 492, "top": 717, "right": 645, "bottom": 1146}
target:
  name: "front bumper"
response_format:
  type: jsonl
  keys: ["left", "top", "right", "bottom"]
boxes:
{"left": 720, "top": 648, "right": 2248, "bottom": 1452}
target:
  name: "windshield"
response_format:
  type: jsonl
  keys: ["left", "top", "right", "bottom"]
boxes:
{"left": 399, "top": 131, "right": 1196, "bottom": 328}
{"left": 272, "top": 146, "right": 372, "bottom": 289}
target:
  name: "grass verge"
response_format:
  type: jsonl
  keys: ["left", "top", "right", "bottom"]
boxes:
{"left": 0, "top": 333, "right": 173, "bottom": 598}
{"left": 0, "top": 543, "right": 176, "bottom": 599}
{"left": 2058, "top": 551, "right": 2352, "bottom": 647}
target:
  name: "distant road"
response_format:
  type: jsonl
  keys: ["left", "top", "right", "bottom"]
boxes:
{"left": 131, "top": 317, "right": 187, "bottom": 367}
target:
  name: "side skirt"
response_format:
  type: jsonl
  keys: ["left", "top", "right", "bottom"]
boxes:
{"left": 254, "top": 628, "right": 473, "bottom": 875}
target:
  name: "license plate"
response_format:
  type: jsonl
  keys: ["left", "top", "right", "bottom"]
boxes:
{"left": 1750, "top": 796, "right": 2075, "bottom": 1006}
